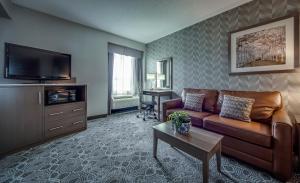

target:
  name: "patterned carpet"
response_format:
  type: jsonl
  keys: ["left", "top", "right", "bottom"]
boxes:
{"left": 0, "top": 112, "right": 299, "bottom": 183}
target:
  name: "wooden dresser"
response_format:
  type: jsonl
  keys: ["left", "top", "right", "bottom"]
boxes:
{"left": 0, "top": 84, "right": 87, "bottom": 156}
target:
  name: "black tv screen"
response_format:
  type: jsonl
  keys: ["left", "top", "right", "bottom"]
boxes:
{"left": 4, "top": 43, "right": 71, "bottom": 80}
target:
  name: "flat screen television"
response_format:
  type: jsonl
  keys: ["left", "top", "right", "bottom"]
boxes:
{"left": 4, "top": 43, "right": 71, "bottom": 80}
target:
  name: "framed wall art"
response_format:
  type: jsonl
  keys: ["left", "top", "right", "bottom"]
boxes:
{"left": 229, "top": 14, "right": 299, "bottom": 74}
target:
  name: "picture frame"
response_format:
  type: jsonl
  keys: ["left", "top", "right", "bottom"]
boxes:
{"left": 229, "top": 14, "right": 299, "bottom": 75}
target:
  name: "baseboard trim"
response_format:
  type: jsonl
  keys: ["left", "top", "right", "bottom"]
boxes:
{"left": 111, "top": 106, "right": 138, "bottom": 114}
{"left": 87, "top": 114, "right": 107, "bottom": 120}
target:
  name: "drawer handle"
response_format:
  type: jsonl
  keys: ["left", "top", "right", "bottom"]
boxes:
{"left": 72, "top": 108, "right": 83, "bottom": 112}
{"left": 49, "top": 126, "right": 63, "bottom": 131}
{"left": 49, "top": 112, "right": 64, "bottom": 116}
{"left": 72, "top": 121, "right": 83, "bottom": 125}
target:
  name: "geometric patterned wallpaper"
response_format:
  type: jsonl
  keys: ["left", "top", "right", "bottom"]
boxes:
{"left": 146, "top": 0, "right": 300, "bottom": 115}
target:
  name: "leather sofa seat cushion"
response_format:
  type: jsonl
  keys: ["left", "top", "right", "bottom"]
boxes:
{"left": 203, "top": 115, "right": 272, "bottom": 147}
{"left": 217, "top": 90, "right": 281, "bottom": 123}
{"left": 181, "top": 88, "right": 218, "bottom": 113}
{"left": 222, "top": 135, "right": 273, "bottom": 162}
{"left": 166, "top": 108, "right": 212, "bottom": 127}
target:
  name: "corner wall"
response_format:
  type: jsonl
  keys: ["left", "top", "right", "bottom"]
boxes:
{"left": 0, "top": 3, "right": 145, "bottom": 116}
{"left": 146, "top": 0, "right": 300, "bottom": 115}
{"left": 0, "top": 0, "right": 12, "bottom": 18}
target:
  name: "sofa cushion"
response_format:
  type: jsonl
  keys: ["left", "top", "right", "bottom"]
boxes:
{"left": 217, "top": 90, "right": 282, "bottom": 124}
{"left": 183, "top": 93, "right": 205, "bottom": 112}
{"left": 181, "top": 88, "right": 218, "bottom": 113}
{"left": 203, "top": 115, "right": 272, "bottom": 147}
{"left": 166, "top": 108, "right": 212, "bottom": 127}
{"left": 222, "top": 135, "right": 273, "bottom": 162}
{"left": 220, "top": 95, "right": 255, "bottom": 122}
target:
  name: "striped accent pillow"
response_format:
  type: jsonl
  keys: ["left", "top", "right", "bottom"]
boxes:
{"left": 220, "top": 95, "right": 255, "bottom": 122}
{"left": 183, "top": 93, "right": 205, "bottom": 112}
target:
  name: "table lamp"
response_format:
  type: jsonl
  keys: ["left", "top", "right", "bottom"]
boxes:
{"left": 147, "top": 73, "right": 156, "bottom": 89}
{"left": 157, "top": 74, "right": 166, "bottom": 81}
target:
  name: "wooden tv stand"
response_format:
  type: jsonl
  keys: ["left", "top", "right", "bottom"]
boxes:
{"left": 0, "top": 84, "right": 87, "bottom": 156}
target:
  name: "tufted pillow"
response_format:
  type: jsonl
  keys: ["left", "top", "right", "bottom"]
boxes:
{"left": 220, "top": 95, "right": 255, "bottom": 122}
{"left": 183, "top": 93, "right": 205, "bottom": 112}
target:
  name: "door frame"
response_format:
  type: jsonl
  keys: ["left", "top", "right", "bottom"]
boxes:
{"left": 107, "top": 52, "right": 113, "bottom": 115}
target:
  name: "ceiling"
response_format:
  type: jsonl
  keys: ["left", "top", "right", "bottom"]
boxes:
{"left": 12, "top": 0, "right": 252, "bottom": 43}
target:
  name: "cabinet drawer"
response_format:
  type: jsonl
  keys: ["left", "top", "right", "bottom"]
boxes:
{"left": 45, "top": 123, "right": 66, "bottom": 139}
{"left": 66, "top": 116, "right": 86, "bottom": 132}
{"left": 45, "top": 102, "right": 86, "bottom": 122}
{"left": 45, "top": 119, "right": 64, "bottom": 130}
{"left": 143, "top": 91, "right": 153, "bottom": 95}
{"left": 67, "top": 102, "right": 86, "bottom": 115}
{"left": 45, "top": 116, "right": 86, "bottom": 139}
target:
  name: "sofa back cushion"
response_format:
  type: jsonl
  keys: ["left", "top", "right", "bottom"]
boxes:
{"left": 181, "top": 88, "right": 219, "bottom": 113}
{"left": 217, "top": 90, "right": 282, "bottom": 123}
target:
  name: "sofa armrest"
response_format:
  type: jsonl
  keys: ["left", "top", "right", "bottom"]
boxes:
{"left": 294, "top": 114, "right": 300, "bottom": 155}
{"left": 162, "top": 98, "right": 183, "bottom": 122}
{"left": 272, "top": 108, "right": 294, "bottom": 180}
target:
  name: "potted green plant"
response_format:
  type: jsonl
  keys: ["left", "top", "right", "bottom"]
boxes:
{"left": 168, "top": 111, "right": 191, "bottom": 135}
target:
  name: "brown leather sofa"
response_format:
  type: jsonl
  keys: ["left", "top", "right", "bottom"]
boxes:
{"left": 162, "top": 88, "right": 296, "bottom": 181}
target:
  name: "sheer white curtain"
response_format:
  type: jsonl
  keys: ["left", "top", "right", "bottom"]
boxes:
{"left": 112, "top": 53, "right": 136, "bottom": 96}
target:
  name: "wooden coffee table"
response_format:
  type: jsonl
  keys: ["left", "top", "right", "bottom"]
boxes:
{"left": 153, "top": 122, "right": 223, "bottom": 183}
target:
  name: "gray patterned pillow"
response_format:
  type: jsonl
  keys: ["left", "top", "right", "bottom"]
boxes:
{"left": 183, "top": 93, "right": 205, "bottom": 112}
{"left": 220, "top": 95, "right": 255, "bottom": 122}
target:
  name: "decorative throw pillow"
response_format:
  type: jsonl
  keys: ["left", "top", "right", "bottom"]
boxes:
{"left": 220, "top": 95, "right": 255, "bottom": 122}
{"left": 183, "top": 93, "right": 205, "bottom": 112}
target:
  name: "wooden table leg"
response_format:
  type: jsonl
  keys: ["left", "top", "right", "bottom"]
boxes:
{"left": 157, "top": 95, "right": 161, "bottom": 121}
{"left": 152, "top": 95, "right": 155, "bottom": 103}
{"left": 153, "top": 130, "right": 158, "bottom": 158}
{"left": 217, "top": 143, "right": 221, "bottom": 172}
{"left": 203, "top": 158, "right": 209, "bottom": 183}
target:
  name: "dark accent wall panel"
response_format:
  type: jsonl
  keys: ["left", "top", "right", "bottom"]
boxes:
{"left": 146, "top": 0, "right": 300, "bottom": 115}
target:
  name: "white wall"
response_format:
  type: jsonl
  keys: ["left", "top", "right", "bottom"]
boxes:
{"left": 0, "top": 4, "right": 145, "bottom": 116}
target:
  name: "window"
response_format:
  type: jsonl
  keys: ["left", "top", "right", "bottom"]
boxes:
{"left": 112, "top": 53, "right": 136, "bottom": 96}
